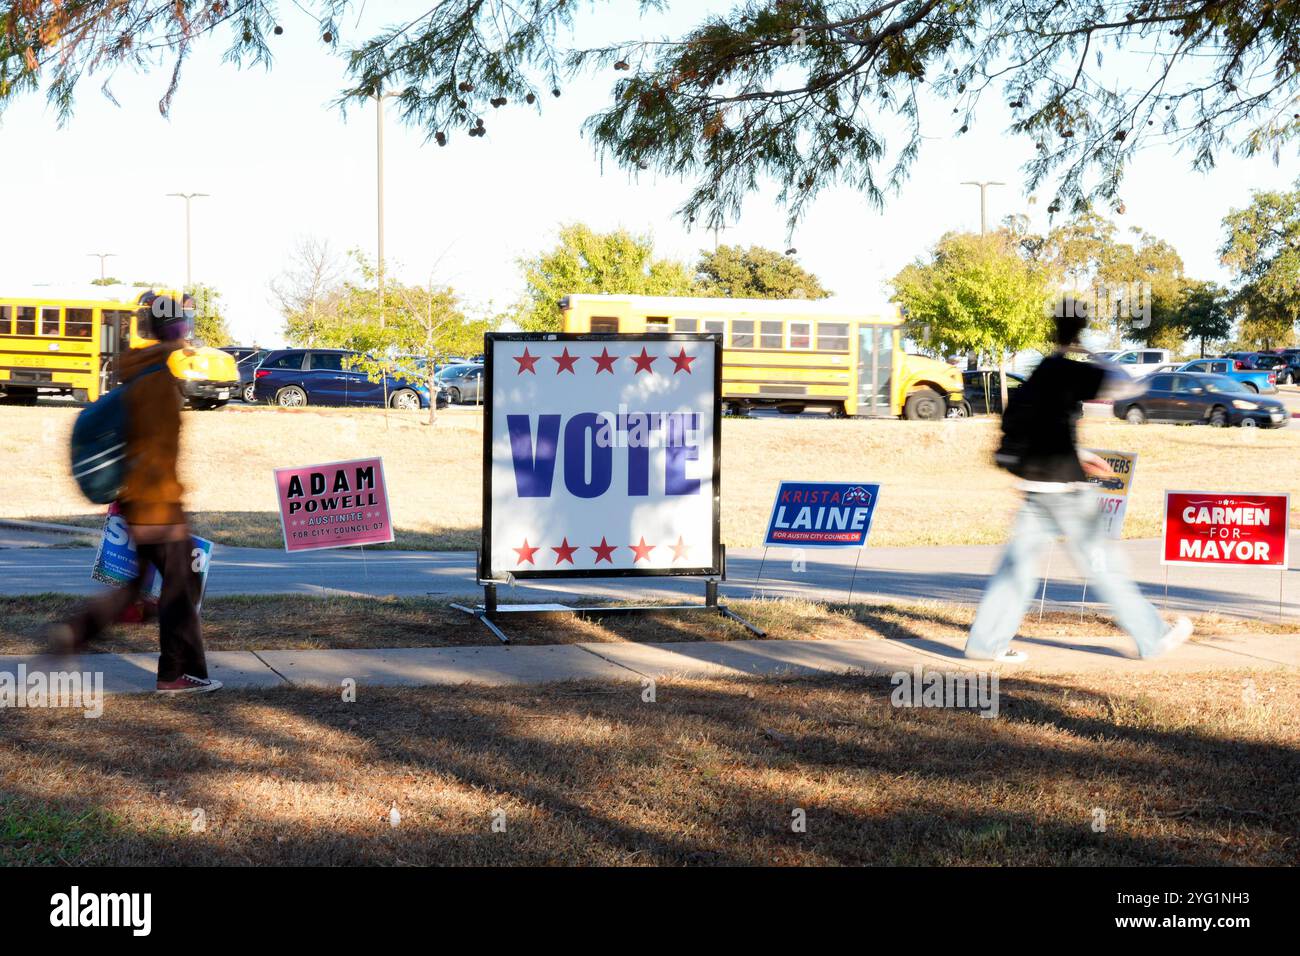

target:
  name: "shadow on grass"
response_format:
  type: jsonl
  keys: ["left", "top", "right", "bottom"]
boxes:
{"left": 1, "top": 672, "right": 1296, "bottom": 865}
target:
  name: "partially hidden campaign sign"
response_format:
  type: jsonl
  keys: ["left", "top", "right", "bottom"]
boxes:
{"left": 274, "top": 457, "right": 394, "bottom": 552}
{"left": 1161, "top": 491, "right": 1289, "bottom": 568}
{"left": 485, "top": 333, "right": 721, "bottom": 578}
{"left": 764, "top": 481, "right": 880, "bottom": 547}
{"left": 1082, "top": 448, "right": 1137, "bottom": 540}
{"left": 92, "top": 504, "right": 213, "bottom": 607}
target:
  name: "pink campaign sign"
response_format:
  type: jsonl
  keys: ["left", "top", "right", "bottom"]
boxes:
{"left": 274, "top": 457, "right": 395, "bottom": 552}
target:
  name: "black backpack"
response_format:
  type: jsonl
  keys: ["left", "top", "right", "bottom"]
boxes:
{"left": 993, "top": 374, "right": 1037, "bottom": 475}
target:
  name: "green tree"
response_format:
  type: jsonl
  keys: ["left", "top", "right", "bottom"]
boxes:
{"left": 891, "top": 229, "right": 1054, "bottom": 408}
{"left": 1044, "top": 212, "right": 1186, "bottom": 349}
{"left": 695, "top": 244, "right": 830, "bottom": 299}
{"left": 8, "top": 4, "right": 1297, "bottom": 227}
{"left": 515, "top": 224, "right": 696, "bottom": 331}
{"left": 1220, "top": 180, "right": 1300, "bottom": 350}
{"left": 1177, "top": 280, "right": 1232, "bottom": 357}
{"left": 185, "top": 283, "right": 232, "bottom": 347}
{"left": 90, "top": 276, "right": 123, "bottom": 286}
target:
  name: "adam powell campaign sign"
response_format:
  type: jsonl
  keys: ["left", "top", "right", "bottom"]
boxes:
{"left": 484, "top": 333, "right": 721, "bottom": 578}
{"left": 1162, "top": 491, "right": 1289, "bottom": 568}
{"left": 273, "top": 457, "right": 394, "bottom": 552}
{"left": 764, "top": 481, "right": 880, "bottom": 547}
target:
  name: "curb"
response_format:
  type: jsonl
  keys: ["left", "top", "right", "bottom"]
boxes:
{"left": 0, "top": 517, "right": 98, "bottom": 537}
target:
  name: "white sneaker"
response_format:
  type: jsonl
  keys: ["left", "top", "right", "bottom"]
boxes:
{"left": 1141, "top": 616, "right": 1194, "bottom": 660}
{"left": 994, "top": 648, "right": 1028, "bottom": 663}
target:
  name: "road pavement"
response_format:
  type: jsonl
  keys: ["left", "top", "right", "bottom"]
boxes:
{"left": 5, "top": 535, "right": 1300, "bottom": 621}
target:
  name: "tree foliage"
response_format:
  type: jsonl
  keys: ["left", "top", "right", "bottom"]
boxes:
{"left": 1178, "top": 279, "right": 1232, "bottom": 356}
{"left": 186, "top": 283, "right": 231, "bottom": 347}
{"left": 6, "top": 2, "right": 1299, "bottom": 228}
{"left": 695, "top": 244, "right": 830, "bottom": 299}
{"left": 1220, "top": 178, "right": 1300, "bottom": 349}
{"left": 515, "top": 223, "right": 696, "bottom": 331}
{"left": 891, "top": 229, "right": 1054, "bottom": 358}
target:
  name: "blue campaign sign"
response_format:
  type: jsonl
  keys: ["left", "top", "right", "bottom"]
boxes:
{"left": 764, "top": 481, "right": 881, "bottom": 548}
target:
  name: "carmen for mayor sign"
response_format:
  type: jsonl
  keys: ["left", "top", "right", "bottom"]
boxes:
{"left": 1161, "top": 491, "right": 1290, "bottom": 568}
{"left": 483, "top": 333, "right": 721, "bottom": 578}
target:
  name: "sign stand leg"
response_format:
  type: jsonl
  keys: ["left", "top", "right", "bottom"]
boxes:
{"left": 1078, "top": 577, "right": 1089, "bottom": 623}
{"left": 1163, "top": 566, "right": 1170, "bottom": 611}
{"left": 754, "top": 546, "right": 770, "bottom": 597}
{"left": 1037, "top": 542, "right": 1055, "bottom": 622}
{"left": 846, "top": 549, "right": 864, "bottom": 605}
{"left": 1279, "top": 569, "right": 1284, "bottom": 622}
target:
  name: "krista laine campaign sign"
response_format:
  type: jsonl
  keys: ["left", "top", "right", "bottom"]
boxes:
{"left": 1162, "top": 491, "right": 1290, "bottom": 568}
{"left": 484, "top": 333, "right": 721, "bottom": 578}
{"left": 764, "top": 481, "right": 880, "bottom": 547}
{"left": 274, "top": 457, "right": 394, "bottom": 552}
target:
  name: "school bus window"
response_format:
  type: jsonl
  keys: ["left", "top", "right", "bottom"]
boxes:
{"left": 789, "top": 321, "right": 812, "bottom": 349}
{"left": 16, "top": 306, "right": 36, "bottom": 336}
{"left": 0, "top": 305, "right": 11, "bottom": 334}
{"left": 816, "top": 321, "right": 849, "bottom": 352}
{"left": 66, "top": 308, "right": 93, "bottom": 339}
{"left": 703, "top": 319, "right": 725, "bottom": 337}
{"left": 731, "top": 319, "right": 755, "bottom": 348}
{"left": 646, "top": 315, "right": 669, "bottom": 332}
{"left": 590, "top": 316, "right": 619, "bottom": 333}
{"left": 673, "top": 317, "right": 698, "bottom": 333}
{"left": 40, "top": 307, "right": 61, "bottom": 336}
{"left": 760, "top": 320, "right": 783, "bottom": 349}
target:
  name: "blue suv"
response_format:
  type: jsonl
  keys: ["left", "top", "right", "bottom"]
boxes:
{"left": 253, "top": 349, "right": 445, "bottom": 410}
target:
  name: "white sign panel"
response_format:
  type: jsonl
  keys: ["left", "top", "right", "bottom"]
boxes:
{"left": 484, "top": 333, "right": 720, "bottom": 578}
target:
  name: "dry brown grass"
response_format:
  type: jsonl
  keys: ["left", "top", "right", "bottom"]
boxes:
{"left": 3, "top": 404, "right": 1297, "bottom": 549}
{"left": 2, "top": 593, "right": 1295, "bottom": 656}
{"left": 2, "top": 670, "right": 1296, "bottom": 865}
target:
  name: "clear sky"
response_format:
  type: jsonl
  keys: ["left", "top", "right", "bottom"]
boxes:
{"left": 0, "top": 1, "right": 1294, "bottom": 346}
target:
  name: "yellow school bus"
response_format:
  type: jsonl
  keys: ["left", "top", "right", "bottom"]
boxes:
{"left": 0, "top": 288, "right": 238, "bottom": 408}
{"left": 559, "top": 294, "right": 966, "bottom": 419}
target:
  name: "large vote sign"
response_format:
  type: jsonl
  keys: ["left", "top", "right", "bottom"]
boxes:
{"left": 1162, "top": 491, "right": 1289, "bottom": 568}
{"left": 764, "top": 481, "right": 880, "bottom": 547}
{"left": 274, "top": 457, "right": 394, "bottom": 552}
{"left": 484, "top": 333, "right": 721, "bottom": 578}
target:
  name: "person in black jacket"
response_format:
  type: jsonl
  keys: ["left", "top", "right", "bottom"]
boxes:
{"left": 966, "top": 298, "right": 1192, "bottom": 663}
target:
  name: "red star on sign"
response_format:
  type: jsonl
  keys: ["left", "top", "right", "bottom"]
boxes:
{"left": 513, "top": 538, "right": 539, "bottom": 564}
{"left": 629, "top": 347, "right": 657, "bottom": 374}
{"left": 514, "top": 348, "right": 539, "bottom": 374}
{"left": 552, "top": 537, "right": 578, "bottom": 564}
{"left": 553, "top": 347, "right": 579, "bottom": 374}
{"left": 592, "top": 347, "right": 619, "bottom": 374}
{"left": 591, "top": 537, "right": 617, "bottom": 564}
{"left": 671, "top": 536, "right": 690, "bottom": 561}
{"left": 670, "top": 348, "right": 696, "bottom": 374}
{"left": 630, "top": 537, "right": 655, "bottom": 562}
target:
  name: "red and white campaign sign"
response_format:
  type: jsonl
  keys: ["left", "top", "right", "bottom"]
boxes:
{"left": 1161, "top": 491, "right": 1290, "bottom": 568}
{"left": 274, "top": 457, "right": 394, "bottom": 552}
{"left": 484, "top": 333, "right": 720, "bottom": 578}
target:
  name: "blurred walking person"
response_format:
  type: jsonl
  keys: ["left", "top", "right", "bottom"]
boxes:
{"left": 48, "top": 293, "right": 220, "bottom": 693}
{"left": 966, "top": 297, "right": 1192, "bottom": 663}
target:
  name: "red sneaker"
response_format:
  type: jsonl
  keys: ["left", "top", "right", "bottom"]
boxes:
{"left": 155, "top": 675, "right": 223, "bottom": 694}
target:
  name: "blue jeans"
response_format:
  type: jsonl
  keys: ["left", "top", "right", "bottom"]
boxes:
{"left": 965, "top": 489, "right": 1166, "bottom": 659}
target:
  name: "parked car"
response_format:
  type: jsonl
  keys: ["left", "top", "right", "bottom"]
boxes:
{"left": 229, "top": 348, "right": 270, "bottom": 403}
{"left": 1176, "top": 358, "right": 1276, "bottom": 393}
{"left": 1098, "top": 348, "right": 1173, "bottom": 377}
{"left": 220, "top": 346, "right": 264, "bottom": 365}
{"left": 253, "top": 348, "right": 444, "bottom": 409}
{"left": 1221, "top": 351, "right": 1286, "bottom": 371}
{"left": 436, "top": 363, "right": 484, "bottom": 404}
{"left": 961, "top": 369, "right": 1026, "bottom": 414}
{"left": 1113, "top": 371, "right": 1289, "bottom": 428}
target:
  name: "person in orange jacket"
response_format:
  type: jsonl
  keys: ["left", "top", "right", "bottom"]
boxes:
{"left": 49, "top": 293, "right": 220, "bottom": 694}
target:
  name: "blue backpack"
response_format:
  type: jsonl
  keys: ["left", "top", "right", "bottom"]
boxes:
{"left": 70, "top": 365, "right": 165, "bottom": 504}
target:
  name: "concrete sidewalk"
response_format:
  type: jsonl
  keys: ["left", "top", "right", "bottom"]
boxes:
{"left": 3, "top": 632, "right": 1295, "bottom": 694}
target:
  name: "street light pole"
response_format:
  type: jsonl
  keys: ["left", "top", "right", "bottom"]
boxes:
{"left": 961, "top": 180, "right": 1004, "bottom": 235}
{"left": 166, "top": 192, "right": 209, "bottom": 288}
{"left": 374, "top": 89, "right": 399, "bottom": 328}
{"left": 87, "top": 252, "right": 116, "bottom": 281}
{"left": 961, "top": 179, "right": 1007, "bottom": 393}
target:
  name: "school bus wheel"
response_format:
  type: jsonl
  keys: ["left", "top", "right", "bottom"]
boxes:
{"left": 903, "top": 386, "right": 945, "bottom": 420}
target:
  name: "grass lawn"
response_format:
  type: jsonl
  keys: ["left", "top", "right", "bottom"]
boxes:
{"left": 1, "top": 671, "right": 1295, "bottom": 865}
{"left": 3, "top": 403, "right": 1297, "bottom": 550}
{"left": 2, "top": 593, "right": 1296, "bottom": 655}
